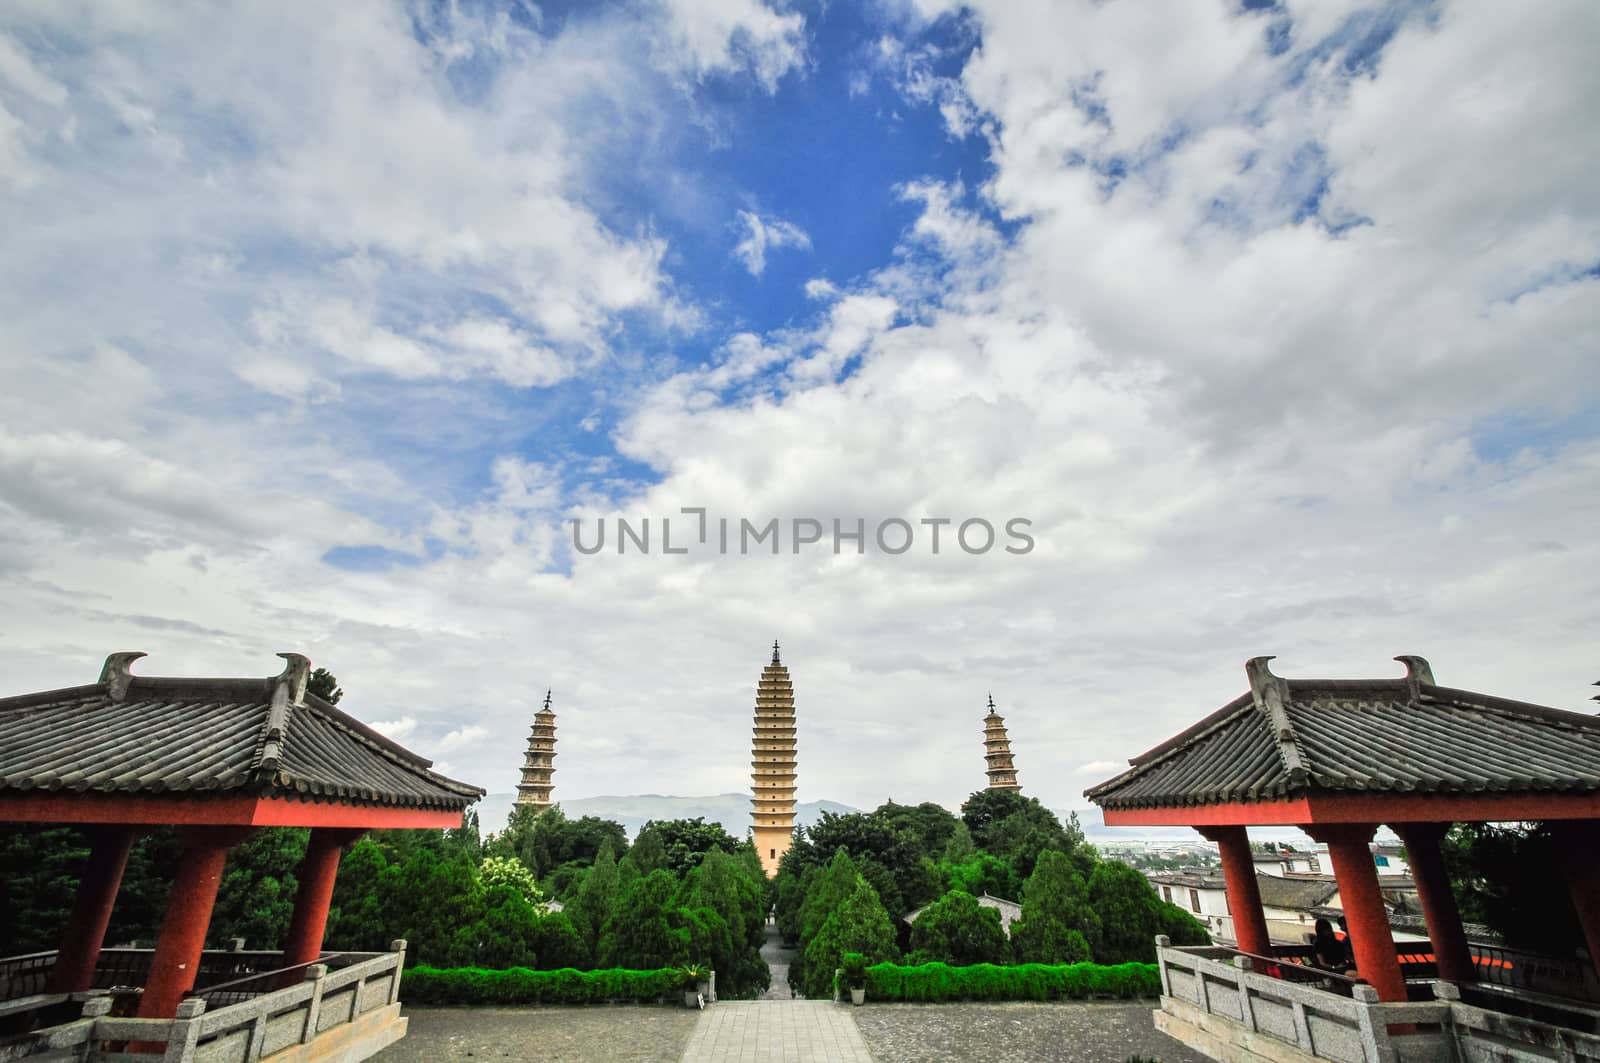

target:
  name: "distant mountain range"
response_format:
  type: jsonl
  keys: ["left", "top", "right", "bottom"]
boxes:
{"left": 472, "top": 792, "right": 858, "bottom": 839}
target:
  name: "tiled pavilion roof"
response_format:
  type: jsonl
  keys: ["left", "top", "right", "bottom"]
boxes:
{"left": 0, "top": 652, "right": 483, "bottom": 812}
{"left": 1087, "top": 656, "right": 1600, "bottom": 812}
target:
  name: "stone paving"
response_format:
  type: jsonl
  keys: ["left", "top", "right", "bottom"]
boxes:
{"left": 758, "top": 920, "right": 794, "bottom": 1000}
{"left": 853, "top": 1001, "right": 1212, "bottom": 1063}
{"left": 680, "top": 1000, "right": 872, "bottom": 1062}
{"left": 383, "top": 997, "right": 1207, "bottom": 1062}
{"left": 374, "top": 1005, "right": 699, "bottom": 1062}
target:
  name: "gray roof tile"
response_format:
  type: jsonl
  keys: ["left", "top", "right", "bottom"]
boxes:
{"left": 1086, "top": 660, "right": 1600, "bottom": 811}
{"left": 0, "top": 663, "right": 483, "bottom": 811}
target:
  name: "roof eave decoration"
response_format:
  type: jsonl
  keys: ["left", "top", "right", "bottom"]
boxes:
{"left": 0, "top": 651, "right": 485, "bottom": 811}
{"left": 1085, "top": 653, "right": 1600, "bottom": 812}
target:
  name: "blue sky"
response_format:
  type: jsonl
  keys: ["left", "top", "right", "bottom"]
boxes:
{"left": 1, "top": 0, "right": 1597, "bottom": 812}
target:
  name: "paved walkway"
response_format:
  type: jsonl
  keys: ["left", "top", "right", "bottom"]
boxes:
{"left": 679, "top": 1000, "right": 872, "bottom": 1062}
{"left": 385, "top": 998, "right": 1204, "bottom": 1062}
{"left": 759, "top": 920, "right": 794, "bottom": 1000}
{"left": 375, "top": 1006, "right": 699, "bottom": 1062}
{"left": 854, "top": 1002, "right": 1211, "bottom": 1063}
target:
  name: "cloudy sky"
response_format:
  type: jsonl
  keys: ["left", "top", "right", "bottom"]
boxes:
{"left": 2, "top": 0, "right": 1596, "bottom": 820}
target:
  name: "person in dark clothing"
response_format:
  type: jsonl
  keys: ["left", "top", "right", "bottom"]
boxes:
{"left": 1337, "top": 915, "right": 1357, "bottom": 969}
{"left": 1318, "top": 915, "right": 1356, "bottom": 973}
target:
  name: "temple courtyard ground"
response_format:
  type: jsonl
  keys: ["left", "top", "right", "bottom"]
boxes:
{"left": 377, "top": 1000, "right": 1210, "bottom": 1062}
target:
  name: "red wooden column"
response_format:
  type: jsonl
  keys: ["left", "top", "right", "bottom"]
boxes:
{"left": 1199, "top": 825, "right": 1272, "bottom": 956}
{"left": 1315, "top": 824, "right": 1407, "bottom": 1002}
{"left": 1551, "top": 820, "right": 1600, "bottom": 980}
{"left": 138, "top": 827, "right": 250, "bottom": 1018}
{"left": 283, "top": 828, "right": 365, "bottom": 967}
{"left": 1391, "top": 823, "right": 1474, "bottom": 984}
{"left": 46, "top": 824, "right": 140, "bottom": 992}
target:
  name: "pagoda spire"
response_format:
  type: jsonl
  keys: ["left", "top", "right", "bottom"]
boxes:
{"left": 751, "top": 641, "right": 797, "bottom": 876}
{"left": 983, "top": 695, "right": 1021, "bottom": 792}
{"left": 515, "top": 690, "right": 558, "bottom": 811}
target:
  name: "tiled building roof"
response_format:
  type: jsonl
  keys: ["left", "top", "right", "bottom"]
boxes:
{"left": 1087, "top": 656, "right": 1600, "bottom": 812}
{"left": 1255, "top": 874, "right": 1340, "bottom": 911}
{"left": 0, "top": 652, "right": 483, "bottom": 811}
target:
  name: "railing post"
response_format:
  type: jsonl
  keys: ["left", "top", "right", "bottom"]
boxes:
{"left": 1351, "top": 984, "right": 1396, "bottom": 1063}
{"left": 1234, "top": 955, "right": 1259, "bottom": 1032}
{"left": 162, "top": 998, "right": 206, "bottom": 1063}
{"left": 247, "top": 1010, "right": 268, "bottom": 1061}
{"left": 1155, "top": 935, "right": 1172, "bottom": 998}
{"left": 388, "top": 940, "right": 407, "bottom": 1005}
{"left": 300, "top": 963, "right": 328, "bottom": 1044}
{"left": 1290, "top": 997, "right": 1314, "bottom": 1055}
{"left": 80, "top": 996, "right": 114, "bottom": 1020}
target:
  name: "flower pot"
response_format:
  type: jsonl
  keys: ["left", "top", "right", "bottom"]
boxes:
{"left": 850, "top": 987, "right": 865, "bottom": 1006}
{"left": 684, "top": 989, "right": 702, "bottom": 1008}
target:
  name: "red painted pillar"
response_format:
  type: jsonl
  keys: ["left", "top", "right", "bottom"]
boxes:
{"left": 283, "top": 829, "right": 364, "bottom": 967}
{"left": 1199, "top": 826, "right": 1272, "bottom": 956}
{"left": 137, "top": 827, "right": 249, "bottom": 1019}
{"left": 1551, "top": 820, "right": 1600, "bottom": 980}
{"left": 47, "top": 825, "right": 140, "bottom": 993}
{"left": 1392, "top": 823, "right": 1474, "bottom": 984}
{"left": 1317, "top": 825, "right": 1407, "bottom": 1002}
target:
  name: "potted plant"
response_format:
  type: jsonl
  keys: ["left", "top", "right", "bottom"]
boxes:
{"left": 680, "top": 965, "right": 706, "bottom": 1009}
{"left": 842, "top": 952, "right": 868, "bottom": 1006}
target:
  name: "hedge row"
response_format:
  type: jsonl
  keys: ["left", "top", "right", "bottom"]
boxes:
{"left": 861, "top": 961, "right": 1160, "bottom": 1003}
{"left": 400, "top": 966, "right": 683, "bottom": 1005}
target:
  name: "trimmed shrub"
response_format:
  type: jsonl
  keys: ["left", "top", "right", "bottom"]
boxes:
{"left": 862, "top": 961, "right": 1159, "bottom": 1003}
{"left": 399, "top": 966, "right": 682, "bottom": 1006}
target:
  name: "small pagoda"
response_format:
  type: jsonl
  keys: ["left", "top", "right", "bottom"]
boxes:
{"left": 983, "top": 694, "right": 1021, "bottom": 791}
{"left": 751, "top": 641, "right": 797, "bottom": 876}
{"left": 515, "top": 690, "right": 557, "bottom": 810}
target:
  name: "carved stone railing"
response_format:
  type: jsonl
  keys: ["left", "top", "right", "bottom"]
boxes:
{"left": 1156, "top": 939, "right": 1600, "bottom": 1063}
{"left": 0, "top": 941, "right": 407, "bottom": 1063}
{"left": 1, "top": 946, "right": 312, "bottom": 1004}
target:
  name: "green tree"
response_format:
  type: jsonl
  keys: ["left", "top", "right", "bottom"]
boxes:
{"left": 907, "top": 890, "right": 1011, "bottom": 966}
{"left": 490, "top": 804, "right": 628, "bottom": 883}
{"left": 798, "top": 850, "right": 863, "bottom": 946}
{"left": 679, "top": 849, "right": 771, "bottom": 996}
{"left": 942, "top": 823, "right": 977, "bottom": 863}
{"left": 801, "top": 877, "right": 898, "bottom": 998}
{"left": 480, "top": 855, "right": 544, "bottom": 909}
{"left": 1009, "top": 849, "right": 1102, "bottom": 963}
{"left": 943, "top": 852, "right": 1020, "bottom": 901}
{"left": 635, "top": 818, "right": 744, "bottom": 876}
{"left": 624, "top": 827, "right": 669, "bottom": 877}
{"left": 874, "top": 801, "right": 962, "bottom": 857}
{"left": 451, "top": 883, "right": 538, "bottom": 968}
{"left": 598, "top": 870, "right": 687, "bottom": 969}
{"left": 327, "top": 837, "right": 392, "bottom": 951}
{"left": 306, "top": 668, "right": 343, "bottom": 704}
{"left": 529, "top": 911, "right": 589, "bottom": 970}
{"left": 1086, "top": 860, "right": 1172, "bottom": 964}
{"left": 209, "top": 827, "right": 309, "bottom": 948}
{"left": 0, "top": 826, "right": 89, "bottom": 954}
{"left": 1440, "top": 822, "right": 1581, "bottom": 953}
{"left": 384, "top": 848, "right": 483, "bottom": 966}
{"left": 564, "top": 838, "right": 621, "bottom": 961}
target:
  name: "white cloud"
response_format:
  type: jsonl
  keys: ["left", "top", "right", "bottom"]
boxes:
{"left": 1076, "top": 760, "right": 1124, "bottom": 777}
{"left": 370, "top": 717, "right": 418, "bottom": 741}
{"left": 655, "top": 0, "right": 807, "bottom": 91}
{"left": 733, "top": 209, "right": 812, "bottom": 276}
{"left": 434, "top": 724, "right": 490, "bottom": 753}
{"left": 0, "top": 1, "right": 1596, "bottom": 821}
